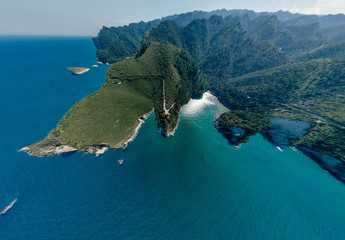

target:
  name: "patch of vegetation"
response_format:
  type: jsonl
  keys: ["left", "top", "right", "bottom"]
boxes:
{"left": 321, "top": 24, "right": 345, "bottom": 42}
{"left": 294, "top": 123, "right": 345, "bottom": 161}
{"left": 213, "top": 59, "right": 345, "bottom": 161}
{"left": 215, "top": 110, "right": 271, "bottom": 144}
{"left": 55, "top": 84, "right": 153, "bottom": 148}
{"left": 271, "top": 106, "right": 345, "bottom": 161}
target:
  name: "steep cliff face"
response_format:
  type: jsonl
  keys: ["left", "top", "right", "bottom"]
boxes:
{"left": 21, "top": 41, "right": 205, "bottom": 157}
{"left": 105, "top": 41, "right": 205, "bottom": 136}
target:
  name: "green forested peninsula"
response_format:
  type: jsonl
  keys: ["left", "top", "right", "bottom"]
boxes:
{"left": 22, "top": 41, "right": 204, "bottom": 156}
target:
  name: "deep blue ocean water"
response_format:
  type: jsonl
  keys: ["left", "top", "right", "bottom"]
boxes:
{"left": 1, "top": 36, "right": 345, "bottom": 239}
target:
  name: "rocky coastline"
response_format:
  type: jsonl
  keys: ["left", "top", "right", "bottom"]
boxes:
{"left": 214, "top": 114, "right": 345, "bottom": 183}
{"left": 20, "top": 109, "right": 154, "bottom": 157}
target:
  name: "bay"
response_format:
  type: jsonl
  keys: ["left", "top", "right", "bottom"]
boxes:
{"left": 1, "top": 36, "right": 345, "bottom": 240}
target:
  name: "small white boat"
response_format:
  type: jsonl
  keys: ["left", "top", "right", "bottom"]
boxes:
{"left": 0, "top": 199, "right": 17, "bottom": 215}
{"left": 290, "top": 146, "right": 297, "bottom": 151}
{"left": 118, "top": 159, "right": 124, "bottom": 165}
{"left": 276, "top": 146, "right": 283, "bottom": 152}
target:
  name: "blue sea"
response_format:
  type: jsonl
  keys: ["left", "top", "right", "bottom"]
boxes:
{"left": 1, "top": 36, "right": 345, "bottom": 240}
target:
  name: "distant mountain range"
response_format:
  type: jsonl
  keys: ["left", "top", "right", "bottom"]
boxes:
{"left": 92, "top": 9, "right": 345, "bottom": 63}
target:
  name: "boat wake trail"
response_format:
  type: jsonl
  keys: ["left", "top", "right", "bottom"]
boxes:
{"left": 0, "top": 199, "right": 18, "bottom": 215}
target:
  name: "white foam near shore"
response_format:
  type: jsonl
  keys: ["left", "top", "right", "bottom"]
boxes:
{"left": 95, "top": 147, "right": 108, "bottom": 157}
{"left": 182, "top": 92, "right": 220, "bottom": 116}
{"left": 290, "top": 146, "right": 297, "bottom": 151}
{"left": 122, "top": 109, "right": 154, "bottom": 148}
{"left": 166, "top": 114, "right": 180, "bottom": 137}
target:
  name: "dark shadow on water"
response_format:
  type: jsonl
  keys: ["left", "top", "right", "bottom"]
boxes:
{"left": 60, "top": 151, "right": 78, "bottom": 158}
{"left": 299, "top": 147, "right": 345, "bottom": 184}
{"left": 262, "top": 116, "right": 345, "bottom": 184}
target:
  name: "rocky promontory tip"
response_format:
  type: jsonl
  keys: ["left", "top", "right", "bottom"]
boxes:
{"left": 19, "top": 137, "right": 77, "bottom": 157}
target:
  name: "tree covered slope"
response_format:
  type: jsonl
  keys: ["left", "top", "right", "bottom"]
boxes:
{"left": 214, "top": 59, "right": 345, "bottom": 161}
{"left": 22, "top": 41, "right": 204, "bottom": 156}
{"left": 139, "top": 16, "right": 288, "bottom": 81}
{"left": 93, "top": 9, "right": 345, "bottom": 64}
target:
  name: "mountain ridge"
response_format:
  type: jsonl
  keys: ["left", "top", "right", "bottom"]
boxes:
{"left": 93, "top": 9, "right": 345, "bottom": 64}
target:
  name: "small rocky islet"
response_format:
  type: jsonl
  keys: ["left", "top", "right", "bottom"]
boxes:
{"left": 67, "top": 67, "right": 90, "bottom": 75}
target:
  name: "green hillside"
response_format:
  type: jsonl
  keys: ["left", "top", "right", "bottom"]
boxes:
{"left": 241, "top": 15, "right": 325, "bottom": 59}
{"left": 23, "top": 41, "right": 204, "bottom": 156}
{"left": 300, "top": 42, "right": 345, "bottom": 60}
{"left": 139, "top": 16, "right": 288, "bottom": 81}
{"left": 92, "top": 9, "right": 249, "bottom": 64}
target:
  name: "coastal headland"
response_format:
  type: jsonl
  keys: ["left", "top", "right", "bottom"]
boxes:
{"left": 21, "top": 41, "right": 204, "bottom": 156}
{"left": 23, "top": 13, "right": 345, "bottom": 165}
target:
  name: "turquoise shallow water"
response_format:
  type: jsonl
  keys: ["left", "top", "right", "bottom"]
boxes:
{"left": 1, "top": 36, "right": 345, "bottom": 239}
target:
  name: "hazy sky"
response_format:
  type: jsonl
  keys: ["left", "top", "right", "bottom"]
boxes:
{"left": 1, "top": 0, "right": 344, "bottom": 36}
